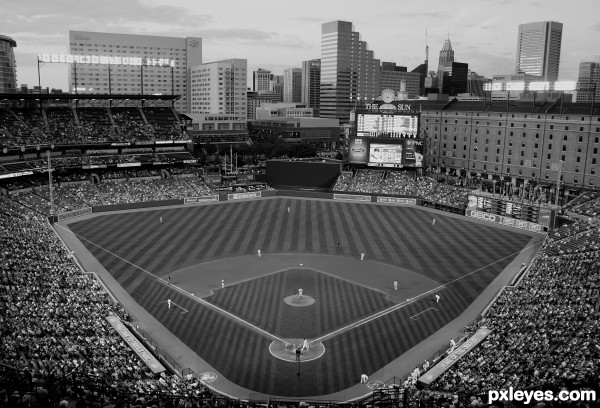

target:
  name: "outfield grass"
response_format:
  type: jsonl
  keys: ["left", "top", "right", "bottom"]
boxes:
{"left": 68, "top": 197, "right": 534, "bottom": 397}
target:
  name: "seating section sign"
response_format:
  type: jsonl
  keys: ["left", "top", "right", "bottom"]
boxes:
{"left": 105, "top": 315, "right": 166, "bottom": 374}
{"left": 418, "top": 328, "right": 492, "bottom": 386}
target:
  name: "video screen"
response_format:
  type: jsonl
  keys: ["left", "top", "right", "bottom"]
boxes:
{"left": 357, "top": 113, "right": 419, "bottom": 138}
{"left": 348, "top": 138, "right": 369, "bottom": 163}
{"left": 368, "top": 143, "right": 403, "bottom": 168}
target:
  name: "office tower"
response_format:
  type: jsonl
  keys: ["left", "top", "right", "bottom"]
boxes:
{"left": 283, "top": 68, "right": 302, "bottom": 103}
{"left": 437, "top": 39, "right": 455, "bottom": 91}
{"left": 302, "top": 59, "right": 321, "bottom": 113}
{"left": 515, "top": 21, "right": 563, "bottom": 82}
{"left": 379, "top": 62, "right": 421, "bottom": 99}
{"left": 68, "top": 31, "right": 201, "bottom": 113}
{"left": 0, "top": 35, "right": 17, "bottom": 93}
{"left": 438, "top": 39, "right": 454, "bottom": 66}
{"left": 189, "top": 58, "right": 247, "bottom": 117}
{"left": 320, "top": 20, "right": 380, "bottom": 122}
{"left": 439, "top": 62, "right": 468, "bottom": 96}
{"left": 576, "top": 61, "right": 600, "bottom": 103}
{"left": 253, "top": 68, "right": 272, "bottom": 92}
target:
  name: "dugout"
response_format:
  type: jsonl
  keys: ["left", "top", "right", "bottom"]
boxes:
{"left": 266, "top": 157, "right": 342, "bottom": 190}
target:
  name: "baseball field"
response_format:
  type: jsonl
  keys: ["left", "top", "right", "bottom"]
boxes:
{"left": 63, "top": 197, "right": 538, "bottom": 398}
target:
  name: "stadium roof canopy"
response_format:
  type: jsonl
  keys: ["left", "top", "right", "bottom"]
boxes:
{"left": 0, "top": 93, "right": 180, "bottom": 102}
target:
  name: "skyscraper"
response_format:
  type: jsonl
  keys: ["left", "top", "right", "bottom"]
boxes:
{"left": 283, "top": 68, "right": 302, "bottom": 103}
{"left": 440, "top": 62, "right": 468, "bottom": 96}
{"left": 437, "top": 39, "right": 454, "bottom": 91}
{"left": 320, "top": 21, "right": 380, "bottom": 122}
{"left": 576, "top": 60, "right": 600, "bottom": 103}
{"left": 438, "top": 39, "right": 454, "bottom": 66}
{"left": 301, "top": 59, "right": 320, "bottom": 113}
{"left": 515, "top": 21, "right": 563, "bottom": 82}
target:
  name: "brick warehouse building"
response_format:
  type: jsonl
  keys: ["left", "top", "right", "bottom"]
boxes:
{"left": 417, "top": 99, "right": 600, "bottom": 191}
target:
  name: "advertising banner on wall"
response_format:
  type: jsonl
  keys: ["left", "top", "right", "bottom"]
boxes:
{"left": 227, "top": 191, "right": 262, "bottom": 200}
{"left": 466, "top": 209, "right": 545, "bottom": 233}
{"left": 333, "top": 193, "right": 371, "bottom": 202}
{"left": 348, "top": 137, "right": 369, "bottom": 163}
{"left": 184, "top": 196, "right": 219, "bottom": 204}
{"left": 377, "top": 197, "right": 417, "bottom": 205}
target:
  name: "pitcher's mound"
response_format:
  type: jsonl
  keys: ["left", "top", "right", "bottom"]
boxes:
{"left": 283, "top": 294, "right": 315, "bottom": 307}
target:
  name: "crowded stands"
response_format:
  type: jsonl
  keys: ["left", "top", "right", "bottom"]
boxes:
{"left": 333, "top": 169, "right": 471, "bottom": 209}
{"left": 0, "top": 105, "right": 188, "bottom": 147}
{"left": 0, "top": 196, "right": 220, "bottom": 406}
{"left": 1, "top": 167, "right": 599, "bottom": 406}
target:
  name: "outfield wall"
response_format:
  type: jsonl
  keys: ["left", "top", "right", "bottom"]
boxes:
{"left": 54, "top": 189, "right": 543, "bottom": 233}
{"left": 93, "top": 199, "right": 182, "bottom": 213}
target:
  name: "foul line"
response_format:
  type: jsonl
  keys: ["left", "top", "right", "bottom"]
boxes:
{"left": 160, "top": 300, "right": 189, "bottom": 315}
{"left": 54, "top": 223, "right": 289, "bottom": 345}
{"left": 410, "top": 307, "right": 437, "bottom": 320}
{"left": 311, "top": 241, "right": 540, "bottom": 344}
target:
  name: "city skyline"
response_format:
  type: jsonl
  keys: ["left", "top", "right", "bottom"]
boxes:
{"left": 3, "top": 0, "right": 599, "bottom": 92}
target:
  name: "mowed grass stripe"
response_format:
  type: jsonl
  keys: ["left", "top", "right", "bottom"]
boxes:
{"left": 335, "top": 203, "right": 362, "bottom": 255}
{"left": 236, "top": 199, "right": 273, "bottom": 255}
{"left": 352, "top": 203, "right": 385, "bottom": 260}
{"left": 265, "top": 199, "right": 286, "bottom": 254}
{"left": 254, "top": 198, "right": 284, "bottom": 253}
{"left": 202, "top": 202, "right": 252, "bottom": 259}
{"left": 307, "top": 200, "right": 323, "bottom": 253}
{"left": 170, "top": 204, "right": 234, "bottom": 267}
{"left": 223, "top": 200, "right": 265, "bottom": 256}
{"left": 370, "top": 205, "right": 423, "bottom": 268}
{"left": 149, "top": 206, "right": 213, "bottom": 274}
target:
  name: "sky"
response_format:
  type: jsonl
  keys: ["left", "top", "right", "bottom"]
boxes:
{"left": 3, "top": 0, "right": 600, "bottom": 91}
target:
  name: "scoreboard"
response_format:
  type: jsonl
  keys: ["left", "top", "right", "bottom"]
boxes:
{"left": 468, "top": 195, "right": 551, "bottom": 226}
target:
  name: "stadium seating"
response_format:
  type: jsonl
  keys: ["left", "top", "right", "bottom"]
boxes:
{"left": 1, "top": 135, "right": 599, "bottom": 407}
{"left": 334, "top": 170, "right": 472, "bottom": 209}
{"left": 0, "top": 105, "right": 190, "bottom": 147}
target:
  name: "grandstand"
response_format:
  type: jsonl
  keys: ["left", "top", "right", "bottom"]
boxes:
{"left": 0, "top": 98, "right": 599, "bottom": 407}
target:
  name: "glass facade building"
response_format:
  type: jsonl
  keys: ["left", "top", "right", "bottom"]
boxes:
{"left": 515, "top": 21, "right": 563, "bottom": 82}
{"left": 320, "top": 21, "right": 379, "bottom": 122}
{"left": 301, "top": 59, "right": 321, "bottom": 113}
{"left": 0, "top": 35, "right": 17, "bottom": 93}
{"left": 283, "top": 67, "right": 302, "bottom": 103}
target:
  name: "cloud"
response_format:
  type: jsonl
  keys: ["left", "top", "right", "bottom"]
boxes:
{"left": 203, "top": 28, "right": 313, "bottom": 50}
{"left": 293, "top": 16, "right": 324, "bottom": 24}
{"left": 2, "top": 0, "right": 211, "bottom": 36}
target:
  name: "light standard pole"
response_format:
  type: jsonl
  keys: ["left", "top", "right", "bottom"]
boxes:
{"left": 296, "top": 346, "right": 301, "bottom": 398}
{"left": 555, "top": 160, "right": 562, "bottom": 207}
